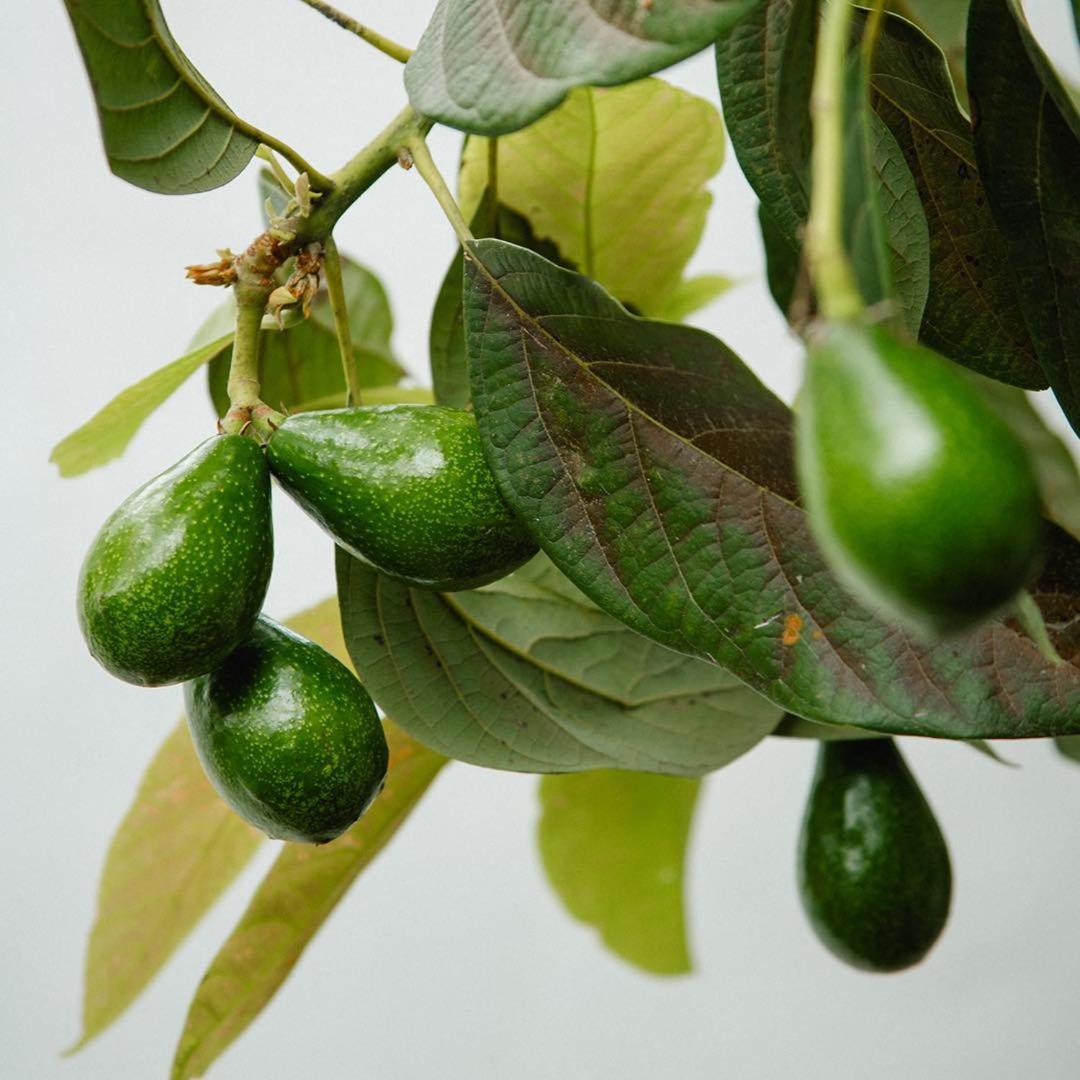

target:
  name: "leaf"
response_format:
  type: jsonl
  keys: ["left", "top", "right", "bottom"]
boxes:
{"left": 758, "top": 203, "right": 804, "bottom": 317}
{"left": 405, "top": 0, "right": 762, "bottom": 135}
{"left": 717, "top": 0, "right": 930, "bottom": 330}
{"left": 207, "top": 258, "right": 404, "bottom": 416}
{"left": 170, "top": 722, "right": 446, "bottom": 1080}
{"left": 1056, "top": 734, "right": 1080, "bottom": 764}
{"left": 50, "top": 334, "right": 230, "bottom": 477}
{"left": 64, "top": 0, "right": 260, "bottom": 194}
{"left": 458, "top": 80, "right": 726, "bottom": 317}
{"left": 337, "top": 549, "right": 782, "bottom": 775}
{"left": 538, "top": 770, "right": 700, "bottom": 975}
{"left": 463, "top": 238, "right": 1080, "bottom": 740}
{"left": 70, "top": 598, "right": 343, "bottom": 1052}
{"left": 864, "top": 9, "right": 1044, "bottom": 387}
{"left": 968, "top": 0, "right": 1080, "bottom": 431}
{"left": 888, "top": 0, "right": 970, "bottom": 100}
{"left": 649, "top": 274, "right": 736, "bottom": 323}
{"left": 430, "top": 192, "right": 565, "bottom": 409}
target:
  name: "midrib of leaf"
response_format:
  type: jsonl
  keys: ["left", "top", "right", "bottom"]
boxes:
{"left": 583, "top": 90, "right": 598, "bottom": 278}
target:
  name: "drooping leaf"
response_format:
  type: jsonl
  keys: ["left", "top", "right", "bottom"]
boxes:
{"left": 207, "top": 258, "right": 403, "bottom": 416}
{"left": 841, "top": 42, "right": 930, "bottom": 333}
{"left": 1056, "top": 734, "right": 1080, "bottom": 764}
{"left": 888, "top": 0, "right": 970, "bottom": 100}
{"left": 863, "top": 10, "right": 1044, "bottom": 387}
{"left": 968, "top": 0, "right": 1080, "bottom": 431}
{"left": 337, "top": 550, "right": 782, "bottom": 775}
{"left": 464, "top": 239, "right": 1080, "bottom": 740}
{"left": 405, "top": 0, "right": 762, "bottom": 135}
{"left": 538, "top": 770, "right": 700, "bottom": 974}
{"left": 51, "top": 334, "right": 230, "bottom": 477}
{"left": 64, "top": 0, "right": 262, "bottom": 193}
{"left": 758, "top": 203, "right": 804, "bottom": 318}
{"left": 430, "top": 191, "right": 565, "bottom": 409}
{"left": 70, "top": 599, "right": 344, "bottom": 1052}
{"left": 458, "top": 80, "right": 727, "bottom": 317}
{"left": 170, "top": 722, "right": 446, "bottom": 1080}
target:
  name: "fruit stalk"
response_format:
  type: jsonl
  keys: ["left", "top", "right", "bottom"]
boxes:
{"left": 405, "top": 133, "right": 475, "bottom": 248}
{"left": 805, "top": 0, "right": 863, "bottom": 321}
{"left": 295, "top": 0, "right": 413, "bottom": 63}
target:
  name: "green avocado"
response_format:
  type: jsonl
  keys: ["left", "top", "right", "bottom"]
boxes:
{"left": 796, "top": 320, "right": 1042, "bottom": 637}
{"left": 266, "top": 405, "right": 537, "bottom": 590}
{"left": 78, "top": 435, "right": 273, "bottom": 686}
{"left": 185, "top": 615, "right": 388, "bottom": 844}
{"left": 797, "top": 738, "right": 952, "bottom": 973}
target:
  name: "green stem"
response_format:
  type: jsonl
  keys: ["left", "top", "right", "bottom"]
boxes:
{"left": 405, "top": 133, "right": 475, "bottom": 247}
{"left": 296, "top": 0, "right": 413, "bottom": 62}
{"left": 1015, "top": 590, "right": 1065, "bottom": 666}
{"left": 323, "top": 234, "right": 360, "bottom": 405}
{"left": 805, "top": 0, "right": 863, "bottom": 322}
{"left": 226, "top": 296, "right": 265, "bottom": 412}
{"left": 487, "top": 136, "right": 500, "bottom": 237}
{"left": 255, "top": 145, "right": 295, "bottom": 196}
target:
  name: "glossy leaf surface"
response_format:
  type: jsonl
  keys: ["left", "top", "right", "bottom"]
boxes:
{"left": 405, "top": 0, "right": 761, "bottom": 134}
{"left": 458, "top": 80, "right": 726, "bottom": 318}
{"left": 171, "top": 721, "right": 446, "bottom": 1080}
{"left": 538, "top": 770, "right": 700, "bottom": 974}
{"left": 64, "top": 0, "right": 258, "bottom": 193}
{"left": 464, "top": 239, "right": 1080, "bottom": 739}
{"left": 338, "top": 550, "right": 782, "bottom": 775}
{"left": 968, "top": 0, "right": 1080, "bottom": 431}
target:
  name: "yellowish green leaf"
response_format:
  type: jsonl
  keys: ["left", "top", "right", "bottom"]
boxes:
{"left": 171, "top": 722, "right": 446, "bottom": 1080}
{"left": 538, "top": 770, "right": 700, "bottom": 975}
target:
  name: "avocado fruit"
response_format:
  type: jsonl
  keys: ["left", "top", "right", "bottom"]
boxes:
{"left": 266, "top": 405, "right": 537, "bottom": 590}
{"left": 185, "top": 615, "right": 388, "bottom": 844}
{"left": 797, "top": 738, "right": 952, "bottom": 972}
{"left": 796, "top": 320, "right": 1042, "bottom": 637}
{"left": 78, "top": 435, "right": 273, "bottom": 686}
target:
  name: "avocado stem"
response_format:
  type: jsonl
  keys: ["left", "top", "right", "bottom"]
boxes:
{"left": 805, "top": 0, "right": 864, "bottom": 323}
{"left": 294, "top": 0, "right": 413, "bottom": 63}
{"left": 404, "top": 132, "right": 476, "bottom": 249}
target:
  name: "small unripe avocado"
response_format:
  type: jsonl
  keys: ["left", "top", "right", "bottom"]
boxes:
{"left": 796, "top": 321, "right": 1042, "bottom": 637}
{"left": 78, "top": 435, "right": 273, "bottom": 686}
{"left": 798, "top": 739, "right": 952, "bottom": 973}
{"left": 266, "top": 405, "right": 537, "bottom": 590}
{"left": 185, "top": 615, "right": 388, "bottom": 844}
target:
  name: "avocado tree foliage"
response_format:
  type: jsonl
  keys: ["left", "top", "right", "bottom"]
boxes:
{"left": 57, "top": 0, "right": 1080, "bottom": 1074}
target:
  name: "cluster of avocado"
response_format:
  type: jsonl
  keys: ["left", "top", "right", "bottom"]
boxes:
{"left": 77, "top": 404, "right": 536, "bottom": 843}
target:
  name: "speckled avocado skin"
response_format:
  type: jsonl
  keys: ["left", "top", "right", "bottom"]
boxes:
{"left": 185, "top": 615, "right": 388, "bottom": 844}
{"left": 798, "top": 739, "right": 952, "bottom": 973}
{"left": 77, "top": 435, "right": 273, "bottom": 686}
{"left": 266, "top": 405, "right": 537, "bottom": 590}
{"left": 796, "top": 321, "right": 1042, "bottom": 637}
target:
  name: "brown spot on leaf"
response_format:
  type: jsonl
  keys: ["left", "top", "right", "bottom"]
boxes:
{"left": 782, "top": 614, "right": 803, "bottom": 647}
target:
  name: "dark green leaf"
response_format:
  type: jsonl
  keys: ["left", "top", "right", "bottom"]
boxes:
{"left": 170, "top": 721, "right": 446, "bottom": 1080}
{"left": 64, "top": 0, "right": 259, "bottom": 193}
{"left": 864, "top": 10, "right": 1044, "bottom": 387}
{"left": 758, "top": 203, "right": 804, "bottom": 318}
{"left": 1056, "top": 734, "right": 1080, "bottom": 764}
{"left": 887, "top": 0, "right": 970, "bottom": 101}
{"left": 458, "top": 80, "right": 727, "bottom": 318}
{"left": 405, "top": 0, "right": 762, "bottom": 135}
{"left": 968, "top": 0, "right": 1080, "bottom": 430}
{"left": 538, "top": 771, "right": 700, "bottom": 974}
{"left": 207, "top": 259, "right": 403, "bottom": 416}
{"left": 337, "top": 550, "right": 781, "bottom": 775}
{"left": 464, "top": 239, "right": 1080, "bottom": 740}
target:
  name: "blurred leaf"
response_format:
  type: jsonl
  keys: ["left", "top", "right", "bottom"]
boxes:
{"left": 772, "top": 714, "right": 886, "bottom": 740}
{"left": 888, "top": 0, "right": 970, "bottom": 101}
{"left": 64, "top": 0, "right": 260, "bottom": 193}
{"left": 968, "top": 0, "right": 1080, "bottom": 432}
{"left": 51, "top": 334, "right": 230, "bottom": 477}
{"left": 69, "top": 598, "right": 344, "bottom": 1052}
{"left": 864, "top": 9, "right": 1044, "bottom": 387}
{"left": 1055, "top": 734, "right": 1080, "bottom": 764}
{"left": 538, "top": 770, "right": 700, "bottom": 975}
{"left": 647, "top": 274, "right": 735, "bottom": 323}
{"left": 207, "top": 258, "right": 403, "bottom": 416}
{"left": 170, "top": 722, "right": 446, "bottom": 1080}
{"left": 338, "top": 550, "right": 782, "bottom": 775}
{"left": 459, "top": 80, "right": 726, "bottom": 318}
{"left": 464, "top": 238, "right": 1080, "bottom": 739}
{"left": 405, "top": 0, "right": 761, "bottom": 135}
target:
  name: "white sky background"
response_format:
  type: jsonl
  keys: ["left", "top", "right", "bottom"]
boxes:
{"left": 3, "top": 3, "right": 1079, "bottom": 1078}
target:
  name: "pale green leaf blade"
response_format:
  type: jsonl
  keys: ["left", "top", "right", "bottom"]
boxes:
{"left": 649, "top": 273, "right": 735, "bottom": 323}
{"left": 538, "top": 770, "right": 700, "bottom": 975}
{"left": 170, "top": 723, "right": 446, "bottom": 1080}
{"left": 63, "top": 0, "right": 259, "bottom": 193}
{"left": 405, "top": 0, "right": 761, "bottom": 135}
{"left": 50, "top": 334, "right": 230, "bottom": 477}
{"left": 459, "top": 80, "right": 725, "bottom": 316}
{"left": 69, "top": 723, "right": 261, "bottom": 1053}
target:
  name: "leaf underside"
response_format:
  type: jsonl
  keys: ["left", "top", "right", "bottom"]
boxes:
{"left": 405, "top": 0, "right": 762, "bottom": 135}
{"left": 337, "top": 549, "right": 782, "bottom": 775}
{"left": 64, "top": 0, "right": 258, "bottom": 193}
{"left": 464, "top": 239, "right": 1080, "bottom": 741}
